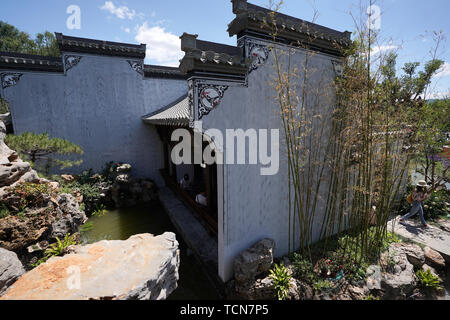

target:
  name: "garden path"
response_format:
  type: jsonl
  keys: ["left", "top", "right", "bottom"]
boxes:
{"left": 388, "top": 217, "right": 450, "bottom": 262}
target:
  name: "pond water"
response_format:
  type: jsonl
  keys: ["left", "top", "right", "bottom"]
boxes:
{"left": 80, "top": 204, "right": 220, "bottom": 300}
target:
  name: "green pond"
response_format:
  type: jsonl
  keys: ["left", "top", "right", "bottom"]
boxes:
{"left": 79, "top": 204, "right": 219, "bottom": 300}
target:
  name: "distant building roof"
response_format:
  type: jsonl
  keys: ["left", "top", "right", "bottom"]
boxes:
{"left": 55, "top": 33, "right": 146, "bottom": 59}
{"left": 142, "top": 94, "right": 189, "bottom": 127}
{"left": 0, "top": 51, "right": 63, "bottom": 72}
{"left": 228, "top": 0, "right": 351, "bottom": 56}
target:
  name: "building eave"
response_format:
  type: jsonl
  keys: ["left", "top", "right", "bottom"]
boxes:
{"left": 142, "top": 94, "right": 190, "bottom": 127}
{"left": 228, "top": 0, "right": 352, "bottom": 57}
{"left": 0, "top": 52, "right": 64, "bottom": 73}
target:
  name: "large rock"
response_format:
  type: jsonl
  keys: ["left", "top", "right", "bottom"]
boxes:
{"left": 0, "top": 121, "right": 40, "bottom": 188}
{"left": 0, "top": 233, "right": 180, "bottom": 300}
{"left": 50, "top": 194, "right": 87, "bottom": 240}
{"left": 423, "top": 246, "right": 446, "bottom": 270}
{"left": 0, "top": 248, "right": 25, "bottom": 295}
{"left": 234, "top": 239, "right": 275, "bottom": 287}
{"left": 240, "top": 277, "right": 274, "bottom": 300}
{"left": 380, "top": 244, "right": 417, "bottom": 299}
{"left": 366, "top": 265, "right": 382, "bottom": 291}
{"left": 233, "top": 238, "right": 275, "bottom": 299}
{"left": 0, "top": 207, "right": 54, "bottom": 252}
{"left": 392, "top": 243, "right": 425, "bottom": 268}
{"left": 0, "top": 193, "right": 86, "bottom": 253}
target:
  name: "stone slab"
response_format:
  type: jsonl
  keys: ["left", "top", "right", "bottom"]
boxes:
{"left": 388, "top": 217, "right": 450, "bottom": 262}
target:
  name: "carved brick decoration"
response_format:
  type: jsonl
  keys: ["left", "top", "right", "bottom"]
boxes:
{"left": 332, "top": 60, "right": 344, "bottom": 77}
{"left": 1, "top": 73, "right": 23, "bottom": 89}
{"left": 188, "top": 80, "right": 195, "bottom": 128}
{"left": 238, "top": 38, "right": 272, "bottom": 73}
{"left": 64, "top": 55, "right": 82, "bottom": 72}
{"left": 127, "top": 60, "right": 144, "bottom": 76}
{"left": 198, "top": 84, "right": 229, "bottom": 120}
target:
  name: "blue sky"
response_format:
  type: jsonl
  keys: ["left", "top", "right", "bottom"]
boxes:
{"left": 1, "top": 0, "right": 449, "bottom": 97}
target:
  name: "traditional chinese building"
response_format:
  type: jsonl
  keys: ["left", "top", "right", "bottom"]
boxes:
{"left": 0, "top": 0, "right": 351, "bottom": 283}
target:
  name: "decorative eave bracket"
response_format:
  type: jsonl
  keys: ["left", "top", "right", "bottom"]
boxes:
{"left": 1, "top": 73, "right": 23, "bottom": 89}
{"left": 64, "top": 55, "right": 83, "bottom": 73}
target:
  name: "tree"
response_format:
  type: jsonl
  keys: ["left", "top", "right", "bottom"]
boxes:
{"left": 0, "top": 21, "right": 60, "bottom": 56}
{"left": 5, "top": 132, "right": 83, "bottom": 172}
{"left": 268, "top": 0, "right": 445, "bottom": 260}
{"left": 414, "top": 98, "right": 450, "bottom": 189}
{"left": 33, "top": 31, "right": 60, "bottom": 57}
{"left": 0, "top": 21, "right": 35, "bottom": 53}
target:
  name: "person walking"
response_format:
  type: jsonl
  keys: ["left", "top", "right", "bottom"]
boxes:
{"left": 400, "top": 180, "right": 430, "bottom": 228}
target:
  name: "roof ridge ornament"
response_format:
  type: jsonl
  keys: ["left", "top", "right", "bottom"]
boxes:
{"left": 231, "top": 0, "right": 248, "bottom": 14}
{"left": 1, "top": 73, "right": 23, "bottom": 89}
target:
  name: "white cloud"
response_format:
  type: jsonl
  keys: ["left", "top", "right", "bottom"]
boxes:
{"left": 124, "top": 28, "right": 131, "bottom": 33}
{"left": 100, "top": 1, "right": 137, "bottom": 20}
{"left": 436, "top": 62, "right": 450, "bottom": 78}
{"left": 135, "top": 22, "right": 183, "bottom": 67}
{"left": 371, "top": 45, "right": 398, "bottom": 56}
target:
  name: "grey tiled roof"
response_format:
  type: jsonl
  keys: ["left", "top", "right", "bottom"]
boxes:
{"left": 144, "top": 64, "right": 187, "bottom": 79}
{"left": 0, "top": 52, "right": 63, "bottom": 72}
{"left": 55, "top": 33, "right": 146, "bottom": 59}
{"left": 228, "top": 0, "right": 351, "bottom": 56}
{"left": 142, "top": 94, "right": 189, "bottom": 127}
{"left": 245, "top": 3, "right": 351, "bottom": 44}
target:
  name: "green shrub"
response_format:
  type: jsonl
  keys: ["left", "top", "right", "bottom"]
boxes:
{"left": 0, "top": 97, "right": 9, "bottom": 114}
{"left": 0, "top": 203, "right": 9, "bottom": 219}
{"left": 416, "top": 269, "right": 443, "bottom": 291}
{"left": 3, "top": 182, "right": 52, "bottom": 214}
{"left": 57, "top": 172, "right": 105, "bottom": 215}
{"left": 423, "top": 190, "right": 448, "bottom": 220}
{"left": 290, "top": 253, "right": 317, "bottom": 283}
{"left": 101, "top": 161, "right": 123, "bottom": 181}
{"left": 269, "top": 263, "right": 292, "bottom": 300}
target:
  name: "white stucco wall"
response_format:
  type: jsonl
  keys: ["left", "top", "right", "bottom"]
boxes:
{"left": 0, "top": 53, "right": 187, "bottom": 185}
{"left": 200, "top": 39, "right": 340, "bottom": 281}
